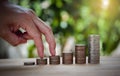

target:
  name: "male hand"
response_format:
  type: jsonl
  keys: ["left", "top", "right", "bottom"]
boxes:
{"left": 0, "top": 1, "right": 56, "bottom": 58}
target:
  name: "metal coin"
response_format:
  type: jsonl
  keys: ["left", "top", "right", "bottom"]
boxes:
{"left": 62, "top": 53, "right": 73, "bottom": 64}
{"left": 24, "top": 62, "right": 35, "bottom": 65}
{"left": 49, "top": 56, "right": 60, "bottom": 65}
{"left": 36, "top": 58, "right": 47, "bottom": 65}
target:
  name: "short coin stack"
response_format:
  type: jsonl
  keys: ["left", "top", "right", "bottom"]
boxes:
{"left": 49, "top": 56, "right": 60, "bottom": 65}
{"left": 24, "top": 62, "right": 35, "bottom": 65}
{"left": 36, "top": 58, "right": 47, "bottom": 65}
{"left": 62, "top": 53, "right": 73, "bottom": 64}
{"left": 88, "top": 35, "right": 100, "bottom": 64}
{"left": 75, "top": 44, "right": 86, "bottom": 64}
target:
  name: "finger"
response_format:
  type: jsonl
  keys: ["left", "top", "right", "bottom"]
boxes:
{"left": 33, "top": 18, "right": 56, "bottom": 56}
{"left": 23, "top": 32, "right": 32, "bottom": 40}
{"left": 22, "top": 22, "right": 44, "bottom": 58}
{"left": 3, "top": 31, "right": 27, "bottom": 46}
{"left": 33, "top": 34, "right": 44, "bottom": 58}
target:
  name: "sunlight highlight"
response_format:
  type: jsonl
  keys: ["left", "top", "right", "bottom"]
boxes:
{"left": 102, "top": 0, "right": 109, "bottom": 9}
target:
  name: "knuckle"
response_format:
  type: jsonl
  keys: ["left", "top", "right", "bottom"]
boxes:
{"left": 21, "top": 40, "right": 27, "bottom": 44}
{"left": 27, "top": 9, "right": 36, "bottom": 15}
{"left": 47, "top": 26, "right": 52, "bottom": 33}
{"left": 19, "top": 11, "right": 31, "bottom": 20}
{"left": 12, "top": 41, "right": 19, "bottom": 46}
{"left": 12, "top": 39, "right": 21, "bottom": 46}
{"left": 24, "top": 9, "right": 36, "bottom": 19}
{"left": 19, "top": 11, "right": 28, "bottom": 16}
{"left": 33, "top": 34, "right": 41, "bottom": 39}
{"left": 24, "top": 9, "right": 36, "bottom": 18}
{"left": 21, "top": 13, "right": 30, "bottom": 19}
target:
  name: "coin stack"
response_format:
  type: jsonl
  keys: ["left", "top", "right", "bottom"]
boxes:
{"left": 49, "top": 56, "right": 60, "bottom": 65}
{"left": 88, "top": 35, "right": 100, "bottom": 64}
{"left": 24, "top": 62, "right": 35, "bottom": 65}
{"left": 36, "top": 58, "right": 47, "bottom": 65}
{"left": 62, "top": 53, "right": 73, "bottom": 64}
{"left": 75, "top": 44, "right": 86, "bottom": 64}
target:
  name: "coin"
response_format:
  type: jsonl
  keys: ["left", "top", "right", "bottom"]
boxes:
{"left": 24, "top": 62, "right": 35, "bottom": 65}
{"left": 49, "top": 56, "right": 60, "bottom": 65}
{"left": 88, "top": 35, "right": 100, "bottom": 64}
{"left": 88, "top": 35, "right": 100, "bottom": 53}
{"left": 75, "top": 44, "right": 86, "bottom": 64}
{"left": 75, "top": 51, "right": 86, "bottom": 56}
{"left": 75, "top": 44, "right": 86, "bottom": 51}
{"left": 36, "top": 58, "right": 47, "bottom": 65}
{"left": 62, "top": 53, "right": 73, "bottom": 64}
{"left": 75, "top": 57, "right": 86, "bottom": 64}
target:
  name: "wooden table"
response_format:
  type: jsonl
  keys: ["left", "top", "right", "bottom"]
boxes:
{"left": 0, "top": 56, "right": 120, "bottom": 76}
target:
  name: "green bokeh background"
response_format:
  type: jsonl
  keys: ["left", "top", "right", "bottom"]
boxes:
{"left": 10, "top": 0, "right": 120, "bottom": 57}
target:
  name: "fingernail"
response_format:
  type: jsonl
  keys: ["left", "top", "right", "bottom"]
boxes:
{"left": 51, "top": 50, "right": 56, "bottom": 56}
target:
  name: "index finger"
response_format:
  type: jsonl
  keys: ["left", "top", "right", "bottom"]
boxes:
{"left": 21, "top": 21, "right": 44, "bottom": 58}
{"left": 33, "top": 17, "right": 56, "bottom": 56}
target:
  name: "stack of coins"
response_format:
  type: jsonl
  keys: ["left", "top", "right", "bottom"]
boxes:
{"left": 88, "top": 35, "right": 100, "bottom": 64}
{"left": 62, "top": 53, "right": 73, "bottom": 64}
{"left": 24, "top": 62, "right": 35, "bottom": 65}
{"left": 49, "top": 56, "right": 60, "bottom": 65}
{"left": 75, "top": 44, "right": 86, "bottom": 64}
{"left": 36, "top": 58, "right": 47, "bottom": 65}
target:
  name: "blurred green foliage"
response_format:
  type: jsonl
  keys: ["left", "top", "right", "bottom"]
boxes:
{"left": 10, "top": 0, "right": 120, "bottom": 57}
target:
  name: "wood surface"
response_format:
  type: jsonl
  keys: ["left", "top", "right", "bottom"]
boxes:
{"left": 0, "top": 56, "right": 120, "bottom": 76}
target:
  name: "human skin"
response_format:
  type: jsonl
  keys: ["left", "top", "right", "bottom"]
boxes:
{"left": 0, "top": 0, "right": 56, "bottom": 58}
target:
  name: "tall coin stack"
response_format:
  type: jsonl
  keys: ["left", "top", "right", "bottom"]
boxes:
{"left": 75, "top": 44, "right": 86, "bottom": 64}
{"left": 88, "top": 35, "right": 100, "bottom": 64}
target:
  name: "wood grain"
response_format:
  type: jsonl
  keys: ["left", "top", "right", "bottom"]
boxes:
{"left": 0, "top": 56, "right": 120, "bottom": 76}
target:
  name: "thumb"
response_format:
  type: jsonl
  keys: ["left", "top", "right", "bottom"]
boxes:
{"left": 2, "top": 31, "right": 27, "bottom": 46}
